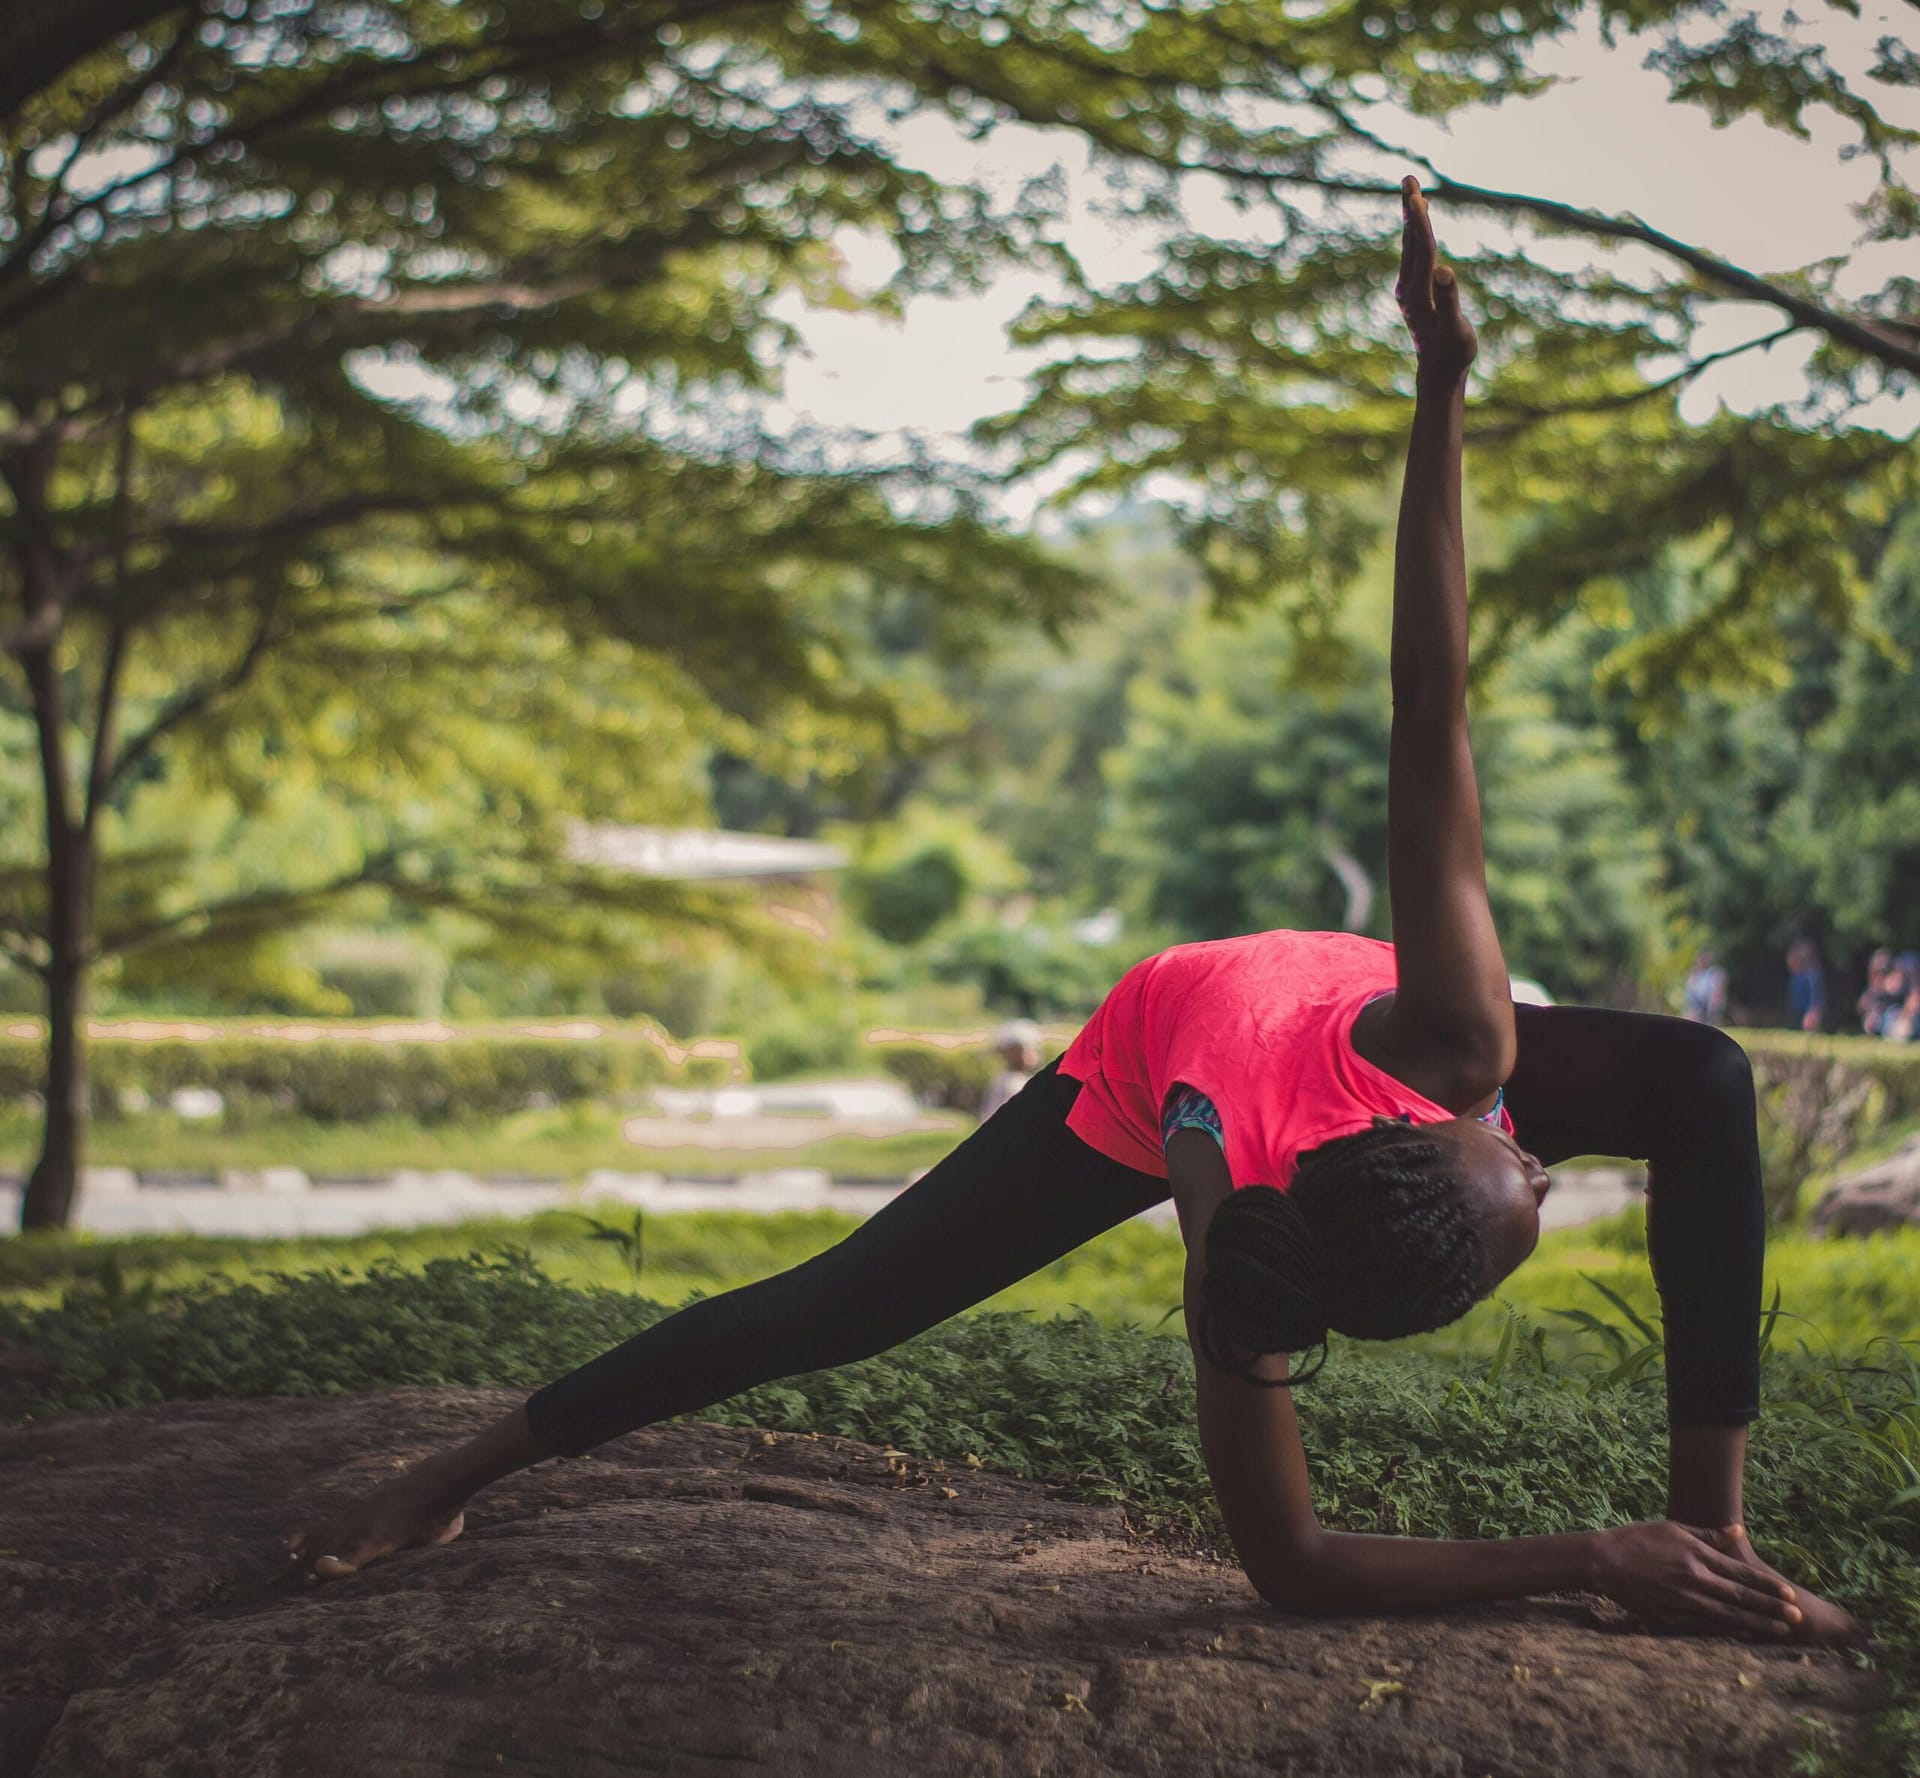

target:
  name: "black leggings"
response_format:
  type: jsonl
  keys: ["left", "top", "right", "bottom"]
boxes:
{"left": 523, "top": 1003, "right": 1762, "bottom": 1457}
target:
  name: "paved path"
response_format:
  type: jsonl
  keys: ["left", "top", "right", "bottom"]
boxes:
{"left": 0, "top": 1164, "right": 1641, "bottom": 1241}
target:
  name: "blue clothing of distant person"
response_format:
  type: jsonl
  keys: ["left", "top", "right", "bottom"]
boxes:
{"left": 1786, "top": 942, "right": 1825, "bottom": 1033}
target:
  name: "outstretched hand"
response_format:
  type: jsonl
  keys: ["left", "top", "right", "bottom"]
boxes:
{"left": 1395, "top": 176, "right": 1477, "bottom": 382}
{"left": 1688, "top": 1523, "right": 1871, "bottom": 1648}
{"left": 1591, "top": 1520, "right": 1870, "bottom": 1645}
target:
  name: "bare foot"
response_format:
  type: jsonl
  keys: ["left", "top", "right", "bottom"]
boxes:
{"left": 285, "top": 1460, "right": 469, "bottom": 1581}
{"left": 1696, "top": 1526, "right": 1871, "bottom": 1648}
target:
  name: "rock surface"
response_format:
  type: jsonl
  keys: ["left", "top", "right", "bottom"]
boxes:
{"left": 0, "top": 1390, "right": 1880, "bottom": 1778}
{"left": 1810, "top": 1132, "right": 1920, "bottom": 1235}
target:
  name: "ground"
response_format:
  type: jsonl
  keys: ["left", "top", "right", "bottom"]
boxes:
{"left": 0, "top": 1391, "right": 1880, "bottom": 1778}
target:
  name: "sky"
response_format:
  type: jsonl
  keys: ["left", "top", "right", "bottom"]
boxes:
{"left": 753, "top": 3, "right": 1920, "bottom": 528}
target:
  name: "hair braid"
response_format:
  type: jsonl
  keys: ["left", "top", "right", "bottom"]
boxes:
{"left": 1195, "top": 1119, "right": 1486, "bottom": 1389}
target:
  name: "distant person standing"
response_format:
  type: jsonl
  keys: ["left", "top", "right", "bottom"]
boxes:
{"left": 1858, "top": 948, "right": 1899, "bottom": 1036}
{"left": 1785, "top": 938, "right": 1826, "bottom": 1033}
{"left": 1681, "top": 949, "right": 1729, "bottom": 1026}
{"left": 1881, "top": 957, "right": 1920, "bottom": 1042}
{"left": 978, "top": 1019, "right": 1044, "bottom": 1120}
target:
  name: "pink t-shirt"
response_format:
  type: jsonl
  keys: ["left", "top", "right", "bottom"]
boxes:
{"left": 1056, "top": 929, "right": 1516, "bottom": 1188}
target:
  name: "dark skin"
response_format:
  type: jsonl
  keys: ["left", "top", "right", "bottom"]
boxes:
{"left": 1164, "top": 175, "right": 1860, "bottom": 1644}
{"left": 286, "top": 180, "right": 1861, "bottom": 1645}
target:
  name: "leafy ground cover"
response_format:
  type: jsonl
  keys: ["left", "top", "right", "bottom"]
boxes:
{"left": 6, "top": 1195, "right": 1919, "bottom": 1358}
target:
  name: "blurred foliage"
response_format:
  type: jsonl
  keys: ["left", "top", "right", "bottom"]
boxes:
{"left": 0, "top": 1020, "right": 722, "bottom": 1122}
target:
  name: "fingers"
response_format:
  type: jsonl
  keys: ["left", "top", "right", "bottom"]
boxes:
{"left": 1693, "top": 1542, "right": 1796, "bottom": 1603}
{"left": 1677, "top": 1550, "right": 1803, "bottom": 1636}
{"left": 1401, "top": 174, "right": 1436, "bottom": 252}
{"left": 1682, "top": 1576, "right": 1801, "bottom": 1639}
{"left": 1397, "top": 175, "right": 1435, "bottom": 308}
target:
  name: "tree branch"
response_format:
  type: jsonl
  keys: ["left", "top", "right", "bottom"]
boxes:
{"left": 0, "top": 0, "right": 191, "bottom": 127}
{"left": 1432, "top": 173, "right": 1920, "bottom": 380}
{"left": 1242, "top": 161, "right": 1920, "bottom": 381}
{"left": 1471, "top": 322, "right": 1803, "bottom": 442}
{"left": 0, "top": 7, "right": 668, "bottom": 318}
{"left": 0, "top": 605, "right": 67, "bottom": 653}
{"left": 133, "top": 489, "right": 489, "bottom": 553}
{"left": 106, "top": 592, "right": 277, "bottom": 794}
{"left": 95, "top": 853, "right": 401, "bottom": 960}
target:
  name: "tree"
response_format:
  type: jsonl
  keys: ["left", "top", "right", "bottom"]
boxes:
{"left": 1, "top": 2, "right": 1103, "bottom": 1228}
{"left": 962, "top": 3, "right": 1916, "bottom": 685}
{"left": 1101, "top": 589, "right": 1664, "bottom": 1002}
{"left": 1795, "top": 508, "right": 1920, "bottom": 961}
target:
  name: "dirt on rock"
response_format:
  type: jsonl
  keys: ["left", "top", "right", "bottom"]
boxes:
{"left": 0, "top": 1389, "right": 1881, "bottom": 1777}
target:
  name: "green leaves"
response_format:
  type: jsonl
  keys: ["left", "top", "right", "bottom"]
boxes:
{"left": 558, "top": 1206, "right": 648, "bottom": 1293}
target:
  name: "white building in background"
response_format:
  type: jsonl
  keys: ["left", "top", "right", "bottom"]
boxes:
{"left": 564, "top": 822, "right": 848, "bottom": 881}
{"left": 566, "top": 821, "right": 850, "bottom": 942}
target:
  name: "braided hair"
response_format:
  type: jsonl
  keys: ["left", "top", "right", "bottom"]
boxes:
{"left": 1192, "top": 1118, "right": 1486, "bottom": 1388}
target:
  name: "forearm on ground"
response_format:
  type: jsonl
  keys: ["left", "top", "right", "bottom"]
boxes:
{"left": 1257, "top": 1524, "right": 1595, "bottom": 1615}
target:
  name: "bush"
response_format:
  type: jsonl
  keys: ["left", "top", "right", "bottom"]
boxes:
{"left": 307, "top": 933, "right": 448, "bottom": 1020}
{"left": 746, "top": 1007, "right": 861, "bottom": 1081}
{"left": 849, "top": 843, "right": 969, "bottom": 946}
{"left": 0, "top": 1023, "right": 722, "bottom": 1124}
{"left": 926, "top": 920, "right": 1130, "bottom": 1018}
{"left": 1735, "top": 1029, "right": 1920, "bottom": 1217}
{"left": 870, "top": 1035, "right": 1078, "bottom": 1113}
{"left": 870, "top": 1038, "right": 1006, "bottom": 1113}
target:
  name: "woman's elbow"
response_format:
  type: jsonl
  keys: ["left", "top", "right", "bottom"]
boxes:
{"left": 1246, "top": 1532, "right": 1338, "bottom": 1614}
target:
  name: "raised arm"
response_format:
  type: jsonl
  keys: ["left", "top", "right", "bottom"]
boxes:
{"left": 1361, "top": 179, "right": 1513, "bottom": 1109}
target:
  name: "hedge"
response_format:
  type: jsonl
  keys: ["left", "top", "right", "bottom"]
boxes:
{"left": 869, "top": 1035, "right": 1071, "bottom": 1113}
{"left": 1734, "top": 1028, "right": 1920, "bottom": 1217}
{"left": 0, "top": 1021, "right": 730, "bottom": 1125}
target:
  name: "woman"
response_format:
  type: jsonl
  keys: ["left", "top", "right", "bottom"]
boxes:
{"left": 289, "top": 180, "right": 1860, "bottom": 1644}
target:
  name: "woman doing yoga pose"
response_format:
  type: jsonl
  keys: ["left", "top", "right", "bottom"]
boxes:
{"left": 288, "top": 180, "right": 1862, "bottom": 1644}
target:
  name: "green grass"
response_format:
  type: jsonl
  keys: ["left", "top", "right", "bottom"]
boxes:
{"left": 0, "top": 1103, "right": 966, "bottom": 1186}
{"left": 9, "top": 1194, "right": 1915, "bottom": 1360}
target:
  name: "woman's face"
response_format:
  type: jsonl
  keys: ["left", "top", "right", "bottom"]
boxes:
{"left": 1431, "top": 1117, "right": 1552, "bottom": 1291}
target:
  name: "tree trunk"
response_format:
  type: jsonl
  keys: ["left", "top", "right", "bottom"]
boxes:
{"left": 19, "top": 949, "right": 86, "bottom": 1231}
{"left": 16, "top": 636, "right": 90, "bottom": 1233}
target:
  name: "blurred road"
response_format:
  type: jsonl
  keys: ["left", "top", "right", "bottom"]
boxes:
{"left": 0, "top": 1163, "right": 1640, "bottom": 1240}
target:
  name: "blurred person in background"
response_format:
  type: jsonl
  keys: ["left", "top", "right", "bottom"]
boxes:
{"left": 1857, "top": 948, "right": 1899, "bottom": 1036}
{"left": 979, "top": 1018, "right": 1045, "bottom": 1120}
{"left": 1785, "top": 939, "right": 1826, "bottom": 1034}
{"left": 1681, "top": 950, "right": 1728, "bottom": 1026}
{"left": 1882, "top": 963, "right": 1920, "bottom": 1043}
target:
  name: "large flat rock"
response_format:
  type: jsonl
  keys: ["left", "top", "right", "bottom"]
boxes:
{"left": 0, "top": 1390, "right": 1879, "bottom": 1777}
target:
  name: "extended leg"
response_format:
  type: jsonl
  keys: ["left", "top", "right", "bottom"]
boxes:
{"left": 523, "top": 1061, "right": 1171, "bottom": 1457}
